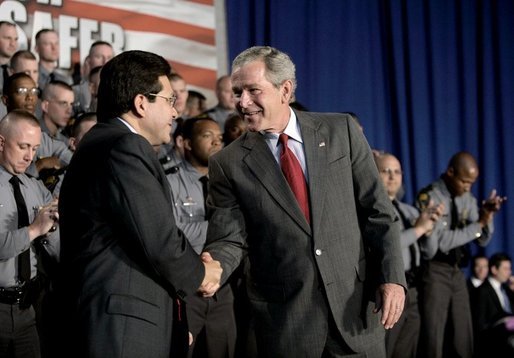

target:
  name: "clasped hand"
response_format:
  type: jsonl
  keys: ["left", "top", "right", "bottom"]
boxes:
{"left": 198, "top": 252, "right": 222, "bottom": 297}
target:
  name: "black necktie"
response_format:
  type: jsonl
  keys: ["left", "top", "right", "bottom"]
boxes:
{"left": 1, "top": 64, "right": 9, "bottom": 89}
{"left": 449, "top": 197, "right": 469, "bottom": 266}
{"left": 199, "top": 175, "right": 210, "bottom": 219}
{"left": 9, "top": 176, "right": 31, "bottom": 282}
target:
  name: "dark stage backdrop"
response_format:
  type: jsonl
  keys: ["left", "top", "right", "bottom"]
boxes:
{"left": 225, "top": 0, "right": 513, "bottom": 260}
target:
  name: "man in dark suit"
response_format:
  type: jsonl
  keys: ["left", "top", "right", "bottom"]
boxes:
{"left": 58, "top": 50, "right": 222, "bottom": 358}
{"left": 472, "top": 253, "right": 514, "bottom": 357}
{"left": 203, "top": 46, "right": 406, "bottom": 357}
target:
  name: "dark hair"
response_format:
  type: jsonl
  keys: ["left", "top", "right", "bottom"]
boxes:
{"left": 71, "top": 112, "right": 97, "bottom": 137}
{"left": 35, "top": 28, "right": 56, "bottom": 42}
{"left": 3, "top": 72, "right": 35, "bottom": 97}
{"left": 489, "top": 253, "right": 511, "bottom": 270}
{"left": 0, "top": 21, "right": 16, "bottom": 29}
{"left": 181, "top": 115, "right": 217, "bottom": 140}
{"left": 472, "top": 254, "right": 488, "bottom": 265}
{"left": 10, "top": 50, "right": 37, "bottom": 70}
{"left": 42, "top": 80, "right": 73, "bottom": 100}
{"left": 89, "top": 41, "right": 112, "bottom": 53}
{"left": 96, "top": 50, "right": 171, "bottom": 122}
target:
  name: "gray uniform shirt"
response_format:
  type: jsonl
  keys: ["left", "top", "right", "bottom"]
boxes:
{"left": 204, "top": 105, "right": 236, "bottom": 133}
{"left": 393, "top": 200, "right": 422, "bottom": 271}
{"left": 166, "top": 160, "right": 207, "bottom": 254}
{"left": 26, "top": 131, "right": 73, "bottom": 178}
{"left": 417, "top": 178, "right": 493, "bottom": 260}
{"left": 0, "top": 166, "right": 60, "bottom": 287}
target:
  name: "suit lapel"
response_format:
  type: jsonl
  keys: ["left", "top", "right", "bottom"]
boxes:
{"left": 297, "top": 112, "right": 327, "bottom": 239}
{"left": 242, "top": 131, "right": 311, "bottom": 234}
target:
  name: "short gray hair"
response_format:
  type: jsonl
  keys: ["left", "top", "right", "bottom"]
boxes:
{"left": 232, "top": 46, "right": 297, "bottom": 102}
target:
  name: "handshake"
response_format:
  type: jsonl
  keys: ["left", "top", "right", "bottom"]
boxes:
{"left": 198, "top": 252, "right": 222, "bottom": 297}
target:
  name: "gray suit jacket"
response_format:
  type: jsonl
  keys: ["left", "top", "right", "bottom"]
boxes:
{"left": 58, "top": 119, "right": 204, "bottom": 357}
{"left": 206, "top": 111, "right": 405, "bottom": 357}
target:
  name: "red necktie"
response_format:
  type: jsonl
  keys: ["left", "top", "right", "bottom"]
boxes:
{"left": 279, "top": 133, "right": 310, "bottom": 223}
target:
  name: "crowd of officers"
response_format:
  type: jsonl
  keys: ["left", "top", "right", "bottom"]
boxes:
{"left": 0, "top": 20, "right": 509, "bottom": 358}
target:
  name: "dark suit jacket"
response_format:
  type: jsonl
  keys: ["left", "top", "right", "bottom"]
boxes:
{"left": 206, "top": 111, "right": 405, "bottom": 357}
{"left": 473, "top": 278, "right": 513, "bottom": 332}
{"left": 58, "top": 118, "right": 204, "bottom": 357}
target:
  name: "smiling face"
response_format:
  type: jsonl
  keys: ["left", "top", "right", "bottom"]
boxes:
{"left": 231, "top": 60, "right": 292, "bottom": 133}
{"left": 139, "top": 75, "right": 178, "bottom": 146}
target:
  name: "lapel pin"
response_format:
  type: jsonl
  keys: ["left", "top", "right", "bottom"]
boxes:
{"left": 319, "top": 141, "right": 325, "bottom": 147}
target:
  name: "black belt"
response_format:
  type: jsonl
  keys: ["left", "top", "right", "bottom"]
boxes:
{"left": 0, "top": 277, "right": 40, "bottom": 307}
{"left": 432, "top": 246, "right": 470, "bottom": 268}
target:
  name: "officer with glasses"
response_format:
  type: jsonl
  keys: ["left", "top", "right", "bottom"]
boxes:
{"left": 1, "top": 73, "right": 73, "bottom": 188}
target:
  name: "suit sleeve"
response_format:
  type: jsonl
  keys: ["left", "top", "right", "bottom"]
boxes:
{"left": 346, "top": 116, "right": 406, "bottom": 287}
{"left": 107, "top": 135, "right": 205, "bottom": 295}
{"left": 204, "top": 154, "right": 248, "bottom": 283}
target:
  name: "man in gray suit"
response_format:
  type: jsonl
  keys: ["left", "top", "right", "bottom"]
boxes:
{"left": 203, "top": 46, "right": 406, "bottom": 357}
{"left": 58, "top": 50, "right": 222, "bottom": 357}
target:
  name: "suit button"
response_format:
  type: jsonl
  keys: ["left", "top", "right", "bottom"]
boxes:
{"left": 315, "top": 249, "right": 322, "bottom": 256}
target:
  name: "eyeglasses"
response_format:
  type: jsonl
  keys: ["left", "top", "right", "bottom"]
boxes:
{"left": 15, "top": 87, "right": 41, "bottom": 97}
{"left": 380, "top": 168, "right": 403, "bottom": 176}
{"left": 147, "top": 93, "right": 177, "bottom": 107}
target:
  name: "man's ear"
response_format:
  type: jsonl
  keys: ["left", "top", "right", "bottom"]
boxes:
{"left": 1, "top": 95, "right": 8, "bottom": 106}
{"left": 68, "top": 137, "right": 76, "bottom": 151}
{"left": 280, "top": 80, "right": 293, "bottom": 104}
{"left": 446, "top": 167, "right": 455, "bottom": 178}
{"left": 41, "top": 100, "right": 50, "bottom": 114}
{"left": 133, "top": 94, "right": 147, "bottom": 117}
{"left": 183, "top": 138, "right": 192, "bottom": 151}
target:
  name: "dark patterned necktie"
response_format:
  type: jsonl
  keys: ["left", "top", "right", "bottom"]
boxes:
{"left": 9, "top": 176, "right": 31, "bottom": 282}
{"left": 279, "top": 133, "right": 310, "bottom": 223}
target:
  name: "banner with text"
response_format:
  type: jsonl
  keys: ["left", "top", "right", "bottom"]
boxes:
{"left": 0, "top": 0, "right": 222, "bottom": 101}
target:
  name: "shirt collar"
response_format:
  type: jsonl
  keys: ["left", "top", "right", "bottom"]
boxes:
{"left": 489, "top": 276, "right": 503, "bottom": 291}
{"left": 117, "top": 117, "right": 138, "bottom": 133}
{"left": 0, "top": 166, "right": 28, "bottom": 186}
{"left": 261, "top": 107, "right": 303, "bottom": 144}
